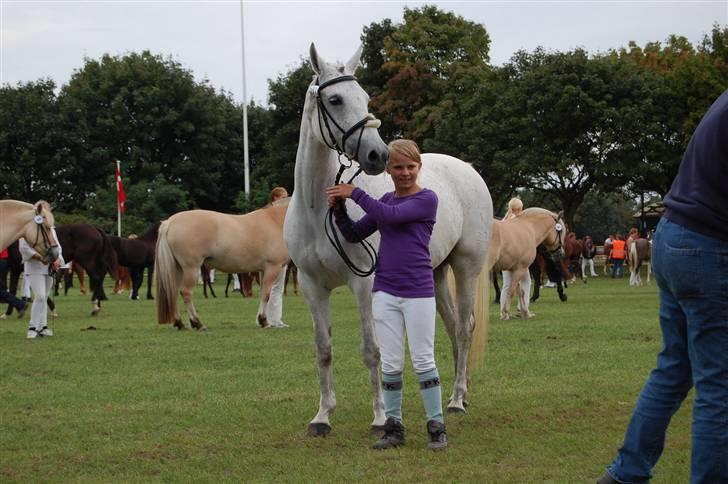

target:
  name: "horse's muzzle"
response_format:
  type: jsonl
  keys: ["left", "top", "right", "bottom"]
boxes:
{"left": 45, "top": 246, "right": 61, "bottom": 264}
{"left": 359, "top": 146, "right": 389, "bottom": 175}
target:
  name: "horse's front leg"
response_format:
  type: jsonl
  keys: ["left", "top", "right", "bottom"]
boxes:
{"left": 298, "top": 271, "right": 336, "bottom": 436}
{"left": 349, "top": 277, "right": 386, "bottom": 433}
{"left": 146, "top": 265, "right": 154, "bottom": 300}
{"left": 255, "top": 265, "right": 282, "bottom": 328}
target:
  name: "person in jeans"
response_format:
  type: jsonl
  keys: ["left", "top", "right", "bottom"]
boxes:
{"left": 326, "top": 139, "right": 447, "bottom": 451}
{"left": 598, "top": 89, "right": 728, "bottom": 483}
{"left": 0, "top": 246, "right": 28, "bottom": 319}
{"left": 610, "top": 234, "right": 626, "bottom": 278}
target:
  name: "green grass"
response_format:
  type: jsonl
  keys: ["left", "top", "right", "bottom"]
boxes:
{"left": 0, "top": 271, "right": 691, "bottom": 483}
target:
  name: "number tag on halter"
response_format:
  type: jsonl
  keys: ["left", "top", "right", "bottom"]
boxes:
{"left": 34, "top": 215, "right": 44, "bottom": 224}
{"left": 555, "top": 223, "right": 563, "bottom": 232}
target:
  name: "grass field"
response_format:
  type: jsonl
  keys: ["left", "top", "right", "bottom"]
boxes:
{"left": 0, "top": 271, "right": 691, "bottom": 483}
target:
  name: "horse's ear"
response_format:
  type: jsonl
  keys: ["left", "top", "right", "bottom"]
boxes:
{"left": 556, "top": 210, "right": 564, "bottom": 221}
{"left": 344, "top": 45, "right": 363, "bottom": 74}
{"left": 309, "top": 43, "right": 324, "bottom": 75}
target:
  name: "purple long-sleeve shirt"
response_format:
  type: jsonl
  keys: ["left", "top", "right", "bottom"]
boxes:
{"left": 333, "top": 187, "right": 438, "bottom": 298}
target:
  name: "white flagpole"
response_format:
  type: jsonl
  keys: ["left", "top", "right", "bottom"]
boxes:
{"left": 116, "top": 160, "right": 122, "bottom": 237}
{"left": 240, "top": 0, "right": 250, "bottom": 197}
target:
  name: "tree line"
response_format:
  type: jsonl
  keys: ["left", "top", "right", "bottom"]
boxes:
{"left": 1, "top": 6, "right": 726, "bottom": 239}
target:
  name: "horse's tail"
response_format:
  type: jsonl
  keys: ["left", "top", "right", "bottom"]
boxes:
{"left": 468, "top": 264, "right": 490, "bottom": 370}
{"left": 96, "top": 227, "right": 119, "bottom": 280}
{"left": 629, "top": 241, "right": 638, "bottom": 274}
{"left": 155, "top": 220, "right": 181, "bottom": 325}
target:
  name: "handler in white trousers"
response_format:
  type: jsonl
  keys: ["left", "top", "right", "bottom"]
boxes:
{"left": 266, "top": 265, "right": 288, "bottom": 328}
{"left": 19, "top": 230, "right": 62, "bottom": 339}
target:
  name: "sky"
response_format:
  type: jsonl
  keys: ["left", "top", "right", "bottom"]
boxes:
{"left": 1, "top": 1, "right": 727, "bottom": 105}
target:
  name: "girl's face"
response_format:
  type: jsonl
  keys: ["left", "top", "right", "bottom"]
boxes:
{"left": 387, "top": 151, "right": 421, "bottom": 193}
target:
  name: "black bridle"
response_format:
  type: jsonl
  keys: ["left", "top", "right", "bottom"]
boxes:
{"left": 313, "top": 74, "right": 381, "bottom": 277}
{"left": 32, "top": 209, "right": 58, "bottom": 263}
{"left": 548, "top": 220, "right": 565, "bottom": 258}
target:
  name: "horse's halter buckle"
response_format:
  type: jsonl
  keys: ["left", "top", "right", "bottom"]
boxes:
{"left": 312, "top": 74, "right": 381, "bottom": 182}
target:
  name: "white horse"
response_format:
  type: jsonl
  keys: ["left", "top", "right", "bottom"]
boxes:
{"left": 0, "top": 199, "right": 60, "bottom": 262}
{"left": 283, "top": 44, "right": 492, "bottom": 436}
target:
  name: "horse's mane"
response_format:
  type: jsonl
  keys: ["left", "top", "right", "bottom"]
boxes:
{"left": 519, "top": 207, "right": 559, "bottom": 219}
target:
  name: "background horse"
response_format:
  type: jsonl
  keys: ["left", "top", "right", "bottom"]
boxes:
{"left": 55, "top": 262, "right": 87, "bottom": 296}
{"left": 109, "top": 222, "right": 159, "bottom": 300}
{"left": 200, "top": 264, "right": 216, "bottom": 298}
{"left": 563, "top": 232, "right": 584, "bottom": 284}
{"left": 487, "top": 208, "right": 566, "bottom": 320}
{"left": 628, "top": 238, "right": 652, "bottom": 285}
{"left": 283, "top": 45, "right": 491, "bottom": 436}
{"left": 0, "top": 200, "right": 59, "bottom": 263}
{"left": 155, "top": 202, "right": 289, "bottom": 330}
{"left": 529, "top": 244, "right": 568, "bottom": 303}
{"left": 55, "top": 224, "right": 119, "bottom": 315}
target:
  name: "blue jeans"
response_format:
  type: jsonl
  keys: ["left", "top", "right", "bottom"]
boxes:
{"left": 607, "top": 218, "right": 728, "bottom": 483}
{"left": 611, "top": 258, "right": 625, "bottom": 278}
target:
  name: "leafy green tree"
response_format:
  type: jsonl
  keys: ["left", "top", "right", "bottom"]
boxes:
{"left": 0, "top": 80, "right": 62, "bottom": 203}
{"left": 370, "top": 5, "right": 491, "bottom": 139}
{"left": 57, "top": 51, "right": 244, "bottom": 212}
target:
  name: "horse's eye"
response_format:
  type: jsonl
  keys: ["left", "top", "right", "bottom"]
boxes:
{"left": 328, "top": 95, "right": 342, "bottom": 106}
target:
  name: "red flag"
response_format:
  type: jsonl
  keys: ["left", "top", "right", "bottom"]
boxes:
{"left": 116, "top": 162, "right": 126, "bottom": 214}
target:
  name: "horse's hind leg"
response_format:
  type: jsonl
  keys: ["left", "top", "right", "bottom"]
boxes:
{"left": 449, "top": 260, "right": 480, "bottom": 413}
{"left": 180, "top": 269, "right": 206, "bottom": 330}
{"left": 255, "top": 266, "right": 280, "bottom": 328}
{"left": 298, "top": 271, "right": 336, "bottom": 436}
{"left": 434, "top": 265, "right": 466, "bottom": 412}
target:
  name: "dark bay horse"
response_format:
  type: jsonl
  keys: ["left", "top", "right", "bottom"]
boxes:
{"left": 563, "top": 232, "right": 584, "bottom": 284}
{"left": 109, "top": 222, "right": 160, "bottom": 300}
{"left": 55, "top": 224, "right": 119, "bottom": 315}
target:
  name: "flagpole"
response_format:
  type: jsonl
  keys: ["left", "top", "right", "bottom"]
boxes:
{"left": 239, "top": 0, "right": 250, "bottom": 197}
{"left": 116, "top": 160, "right": 122, "bottom": 237}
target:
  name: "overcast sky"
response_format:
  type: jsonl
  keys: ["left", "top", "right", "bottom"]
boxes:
{"left": 2, "top": 1, "right": 726, "bottom": 105}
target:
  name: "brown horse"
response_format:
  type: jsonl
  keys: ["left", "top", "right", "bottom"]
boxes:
{"left": 0, "top": 200, "right": 60, "bottom": 263}
{"left": 155, "top": 201, "right": 290, "bottom": 330}
{"left": 563, "top": 232, "right": 584, "bottom": 284}
{"left": 109, "top": 222, "right": 160, "bottom": 300}
{"left": 628, "top": 238, "right": 652, "bottom": 286}
{"left": 55, "top": 224, "right": 119, "bottom": 315}
{"left": 487, "top": 208, "right": 566, "bottom": 320}
{"left": 55, "top": 262, "right": 88, "bottom": 296}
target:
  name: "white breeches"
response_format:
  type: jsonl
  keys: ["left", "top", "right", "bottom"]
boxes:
{"left": 501, "top": 270, "right": 532, "bottom": 314}
{"left": 267, "top": 266, "right": 286, "bottom": 325}
{"left": 27, "top": 273, "right": 52, "bottom": 328}
{"left": 582, "top": 258, "right": 596, "bottom": 276}
{"left": 372, "top": 291, "right": 437, "bottom": 374}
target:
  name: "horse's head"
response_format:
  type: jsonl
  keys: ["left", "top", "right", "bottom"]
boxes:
{"left": 307, "top": 43, "right": 389, "bottom": 175}
{"left": 543, "top": 210, "right": 566, "bottom": 262}
{"left": 25, "top": 201, "right": 60, "bottom": 263}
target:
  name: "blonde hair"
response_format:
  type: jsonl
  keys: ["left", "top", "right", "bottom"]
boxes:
{"left": 504, "top": 197, "right": 523, "bottom": 220}
{"left": 388, "top": 139, "right": 421, "bottom": 165}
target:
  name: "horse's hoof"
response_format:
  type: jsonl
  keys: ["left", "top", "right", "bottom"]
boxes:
{"left": 196, "top": 325, "right": 208, "bottom": 331}
{"left": 91, "top": 309, "right": 100, "bottom": 317}
{"left": 371, "top": 424, "right": 387, "bottom": 437}
{"left": 559, "top": 294, "right": 568, "bottom": 302}
{"left": 307, "top": 422, "right": 331, "bottom": 437}
{"left": 446, "top": 406, "right": 467, "bottom": 415}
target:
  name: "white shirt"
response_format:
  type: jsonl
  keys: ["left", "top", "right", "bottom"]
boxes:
{"left": 19, "top": 228, "right": 63, "bottom": 275}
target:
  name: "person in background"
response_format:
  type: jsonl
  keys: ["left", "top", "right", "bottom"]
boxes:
{"left": 581, "top": 235, "right": 598, "bottom": 277}
{"left": 598, "top": 89, "right": 728, "bottom": 484}
{"left": 0, "top": 246, "right": 28, "bottom": 320}
{"left": 19, "top": 230, "right": 62, "bottom": 339}
{"left": 610, "top": 234, "right": 626, "bottom": 278}
{"left": 501, "top": 197, "right": 535, "bottom": 314}
{"left": 326, "top": 139, "right": 447, "bottom": 451}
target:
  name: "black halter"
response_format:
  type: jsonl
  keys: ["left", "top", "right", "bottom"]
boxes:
{"left": 32, "top": 210, "right": 58, "bottom": 262}
{"left": 314, "top": 75, "right": 380, "bottom": 277}
{"left": 548, "top": 220, "right": 565, "bottom": 257}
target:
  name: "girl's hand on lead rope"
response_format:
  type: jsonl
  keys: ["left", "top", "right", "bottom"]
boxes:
{"left": 326, "top": 184, "right": 355, "bottom": 208}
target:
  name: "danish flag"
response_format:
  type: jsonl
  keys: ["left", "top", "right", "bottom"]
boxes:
{"left": 116, "top": 161, "right": 126, "bottom": 214}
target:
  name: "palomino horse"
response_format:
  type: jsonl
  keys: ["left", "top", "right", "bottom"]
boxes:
{"left": 487, "top": 208, "right": 566, "bottom": 320}
{"left": 283, "top": 45, "right": 491, "bottom": 436}
{"left": 55, "top": 224, "right": 119, "bottom": 315}
{"left": 0, "top": 200, "right": 60, "bottom": 264}
{"left": 155, "top": 201, "right": 289, "bottom": 330}
{"left": 628, "top": 238, "right": 652, "bottom": 286}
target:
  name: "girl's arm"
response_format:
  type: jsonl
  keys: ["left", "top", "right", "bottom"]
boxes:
{"left": 351, "top": 188, "right": 436, "bottom": 224}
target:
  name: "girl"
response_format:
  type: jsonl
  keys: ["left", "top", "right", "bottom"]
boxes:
{"left": 326, "top": 139, "right": 447, "bottom": 451}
